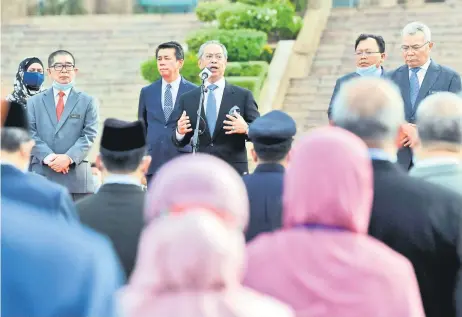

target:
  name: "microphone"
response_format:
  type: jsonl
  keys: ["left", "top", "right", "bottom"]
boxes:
{"left": 199, "top": 67, "right": 212, "bottom": 80}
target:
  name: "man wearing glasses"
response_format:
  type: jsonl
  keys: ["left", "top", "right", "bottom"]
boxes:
{"left": 389, "top": 22, "right": 461, "bottom": 171}
{"left": 328, "top": 34, "right": 387, "bottom": 121}
{"left": 27, "top": 50, "right": 98, "bottom": 201}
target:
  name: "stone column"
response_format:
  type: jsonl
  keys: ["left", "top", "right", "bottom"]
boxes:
{"left": 405, "top": 0, "right": 425, "bottom": 6}
{"left": 307, "top": 0, "right": 323, "bottom": 9}
{"left": 96, "top": 0, "right": 133, "bottom": 13}
{"left": 1, "top": 0, "right": 27, "bottom": 22}
{"left": 358, "top": 0, "right": 398, "bottom": 7}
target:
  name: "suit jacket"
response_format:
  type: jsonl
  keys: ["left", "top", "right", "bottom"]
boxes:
{"left": 409, "top": 162, "right": 462, "bottom": 196}
{"left": 388, "top": 60, "right": 462, "bottom": 170}
{"left": 368, "top": 159, "right": 462, "bottom": 317}
{"left": 138, "top": 77, "right": 197, "bottom": 175}
{"left": 242, "top": 163, "right": 284, "bottom": 242}
{"left": 327, "top": 68, "right": 387, "bottom": 119}
{"left": 1, "top": 198, "right": 124, "bottom": 317}
{"left": 1, "top": 164, "right": 78, "bottom": 222}
{"left": 27, "top": 87, "right": 99, "bottom": 194}
{"left": 76, "top": 183, "right": 145, "bottom": 277}
{"left": 172, "top": 81, "right": 260, "bottom": 175}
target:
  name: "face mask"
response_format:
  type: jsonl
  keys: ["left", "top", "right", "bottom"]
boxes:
{"left": 23, "top": 72, "right": 44, "bottom": 88}
{"left": 52, "top": 80, "right": 75, "bottom": 91}
{"left": 356, "top": 64, "right": 379, "bottom": 77}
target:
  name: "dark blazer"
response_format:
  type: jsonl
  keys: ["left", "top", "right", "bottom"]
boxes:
{"left": 327, "top": 67, "right": 387, "bottom": 119}
{"left": 172, "top": 81, "right": 260, "bottom": 175}
{"left": 242, "top": 163, "right": 284, "bottom": 242}
{"left": 138, "top": 77, "right": 197, "bottom": 176}
{"left": 76, "top": 183, "right": 145, "bottom": 277}
{"left": 368, "top": 159, "right": 462, "bottom": 317}
{"left": 1, "top": 164, "right": 78, "bottom": 222}
{"left": 388, "top": 60, "right": 462, "bottom": 170}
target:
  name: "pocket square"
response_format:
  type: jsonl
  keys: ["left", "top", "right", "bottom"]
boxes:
{"left": 228, "top": 105, "right": 241, "bottom": 116}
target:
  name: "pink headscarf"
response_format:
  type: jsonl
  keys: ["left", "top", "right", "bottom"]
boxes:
{"left": 243, "top": 126, "right": 425, "bottom": 317}
{"left": 119, "top": 210, "right": 294, "bottom": 317}
{"left": 145, "top": 153, "right": 249, "bottom": 230}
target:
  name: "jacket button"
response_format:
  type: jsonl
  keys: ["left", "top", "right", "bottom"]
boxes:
{"left": 210, "top": 143, "right": 214, "bottom": 147}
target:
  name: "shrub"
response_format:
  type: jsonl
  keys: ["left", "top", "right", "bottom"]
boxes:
{"left": 217, "top": 3, "right": 278, "bottom": 34}
{"left": 270, "top": 1, "right": 302, "bottom": 39}
{"left": 195, "top": 0, "right": 229, "bottom": 22}
{"left": 259, "top": 44, "right": 274, "bottom": 63}
{"left": 38, "top": 0, "right": 86, "bottom": 15}
{"left": 225, "top": 61, "right": 268, "bottom": 77}
{"left": 186, "top": 28, "right": 267, "bottom": 62}
{"left": 140, "top": 53, "right": 201, "bottom": 85}
{"left": 227, "top": 76, "right": 264, "bottom": 99}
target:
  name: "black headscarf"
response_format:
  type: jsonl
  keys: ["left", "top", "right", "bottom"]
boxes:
{"left": 6, "top": 57, "right": 45, "bottom": 108}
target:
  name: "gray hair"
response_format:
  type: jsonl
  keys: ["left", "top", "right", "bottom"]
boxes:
{"left": 197, "top": 40, "right": 228, "bottom": 60}
{"left": 402, "top": 21, "right": 432, "bottom": 42}
{"left": 1, "top": 128, "right": 32, "bottom": 152}
{"left": 416, "top": 92, "right": 462, "bottom": 147}
{"left": 331, "top": 77, "right": 405, "bottom": 143}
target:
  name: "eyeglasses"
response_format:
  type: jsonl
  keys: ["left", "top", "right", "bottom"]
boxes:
{"left": 51, "top": 64, "right": 75, "bottom": 71}
{"left": 354, "top": 51, "right": 381, "bottom": 56}
{"left": 401, "top": 42, "right": 429, "bottom": 52}
{"left": 203, "top": 54, "right": 224, "bottom": 61}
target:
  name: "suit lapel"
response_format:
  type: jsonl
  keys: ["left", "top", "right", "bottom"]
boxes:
{"left": 396, "top": 67, "right": 413, "bottom": 119}
{"left": 151, "top": 80, "right": 165, "bottom": 123}
{"left": 55, "top": 88, "right": 80, "bottom": 134}
{"left": 212, "top": 82, "right": 234, "bottom": 140}
{"left": 413, "top": 61, "right": 441, "bottom": 115}
{"left": 42, "top": 88, "right": 58, "bottom": 127}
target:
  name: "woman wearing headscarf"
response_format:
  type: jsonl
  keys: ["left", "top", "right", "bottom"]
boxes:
{"left": 119, "top": 209, "right": 294, "bottom": 317}
{"left": 243, "top": 126, "right": 425, "bottom": 317}
{"left": 6, "top": 57, "right": 45, "bottom": 108}
{"left": 145, "top": 153, "right": 249, "bottom": 230}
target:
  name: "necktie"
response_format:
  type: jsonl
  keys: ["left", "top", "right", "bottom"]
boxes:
{"left": 164, "top": 84, "right": 173, "bottom": 121}
{"left": 56, "top": 91, "right": 65, "bottom": 121}
{"left": 206, "top": 84, "right": 218, "bottom": 134}
{"left": 410, "top": 67, "right": 421, "bottom": 108}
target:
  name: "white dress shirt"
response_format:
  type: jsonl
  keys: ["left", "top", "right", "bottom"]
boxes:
{"left": 176, "top": 77, "right": 226, "bottom": 141}
{"left": 161, "top": 76, "right": 182, "bottom": 110}
{"left": 409, "top": 58, "right": 431, "bottom": 87}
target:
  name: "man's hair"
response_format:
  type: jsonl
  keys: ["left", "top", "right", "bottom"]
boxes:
{"left": 254, "top": 140, "right": 293, "bottom": 162}
{"left": 197, "top": 40, "right": 228, "bottom": 60}
{"left": 1, "top": 127, "right": 31, "bottom": 152}
{"left": 332, "top": 77, "right": 405, "bottom": 143}
{"left": 417, "top": 92, "right": 462, "bottom": 147}
{"left": 355, "top": 34, "right": 386, "bottom": 53}
{"left": 100, "top": 147, "right": 146, "bottom": 173}
{"left": 402, "top": 21, "right": 432, "bottom": 42}
{"left": 155, "top": 41, "right": 185, "bottom": 60}
{"left": 48, "top": 50, "right": 76, "bottom": 67}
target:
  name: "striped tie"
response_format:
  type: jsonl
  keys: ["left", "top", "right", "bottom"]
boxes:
{"left": 206, "top": 84, "right": 218, "bottom": 134}
{"left": 409, "top": 67, "right": 421, "bottom": 108}
{"left": 164, "top": 84, "right": 173, "bottom": 121}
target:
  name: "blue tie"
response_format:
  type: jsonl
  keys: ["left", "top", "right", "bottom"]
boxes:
{"left": 164, "top": 84, "right": 173, "bottom": 121}
{"left": 410, "top": 67, "right": 421, "bottom": 108}
{"left": 206, "top": 84, "right": 218, "bottom": 134}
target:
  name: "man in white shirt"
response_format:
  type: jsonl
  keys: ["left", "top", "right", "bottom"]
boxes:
{"left": 173, "top": 40, "right": 260, "bottom": 175}
{"left": 27, "top": 50, "right": 99, "bottom": 201}
{"left": 410, "top": 92, "right": 462, "bottom": 195}
{"left": 389, "top": 21, "right": 461, "bottom": 170}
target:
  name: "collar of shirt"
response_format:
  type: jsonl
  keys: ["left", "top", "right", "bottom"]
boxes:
{"left": 408, "top": 58, "right": 431, "bottom": 75}
{"left": 103, "top": 174, "right": 142, "bottom": 186}
{"left": 205, "top": 77, "right": 226, "bottom": 90}
{"left": 52, "top": 87, "right": 72, "bottom": 98}
{"left": 0, "top": 161, "right": 24, "bottom": 173}
{"left": 162, "top": 76, "right": 182, "bottom": 93}
{"left": 413, "top": 157, "right": 461, "bottom": 168}
{"left": 368, "top": 148, "right": 397, "bottom": 163}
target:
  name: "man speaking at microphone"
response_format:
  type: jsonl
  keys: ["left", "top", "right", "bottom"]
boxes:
{"left": 172, "top": 40, "right": 260, "bottom": 175}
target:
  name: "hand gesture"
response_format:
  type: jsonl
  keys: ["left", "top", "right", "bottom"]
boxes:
{"left": 400, "top": 123, "right": 419, "bottom": 148}
{"left": 48, "top": 154, "right": 71, "bottom": 174}
{"left": 177, "top": 111, "right": 192, "bottom": 135}
{"left": 223, "top": 111, "right": 248, "bottom": 135}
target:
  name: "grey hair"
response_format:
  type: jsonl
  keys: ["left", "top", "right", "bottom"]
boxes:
{"left": 197, "top": 40, "right": 228, "bottom": 60}
{"left": 402, "top": 21, "right": 432, "bottom": 42}
{"left": 1, "top": 127, "right": 32, "bottom": 152}
{"left": 416, "top": 92, "right": 462, "bottom": 146}
{"left": 331, "top": 77, "right": 405, "bottom": 143}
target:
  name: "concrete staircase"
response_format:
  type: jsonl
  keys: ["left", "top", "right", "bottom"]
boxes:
{"left": 1, "top": 14, "right": 203, "bottom": 159}
{"left": 283, "top": 1, "right": 462, "bottom": 132}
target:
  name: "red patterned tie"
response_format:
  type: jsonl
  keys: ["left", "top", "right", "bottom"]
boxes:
{"left": 56, "top": 91, "right": 65, "bottom": 121}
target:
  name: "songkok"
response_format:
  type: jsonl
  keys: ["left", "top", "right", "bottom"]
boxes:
{"left": 248, "top": 110, "right": 296, "bottom": 146}
{"left": 3, "top": 100, "right": 29, "bottom": 131}
{"left": 100, "top": 118, "right": 146, "bottom": 151}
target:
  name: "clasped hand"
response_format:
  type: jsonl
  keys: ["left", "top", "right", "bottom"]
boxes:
{"left": 47, "top": 154, "right": 71, "bottom": 174}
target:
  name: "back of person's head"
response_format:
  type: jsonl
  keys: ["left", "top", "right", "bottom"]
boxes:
{"left": 283, "top": 126, "right": 373, "bottom": 234}
{"left": 145, "top": 153, "right": 249, "bottom": 230}
{"left": 331, "top": 77, "right": 405, "bottom": 148}
{"left": 416, "top": 92, "right": 462, "bottom": 151}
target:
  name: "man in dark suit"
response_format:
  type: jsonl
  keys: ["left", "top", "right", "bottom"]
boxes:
{"left": 332, "top": 76, "right": 462, "bottom": 317}
{"left": 138, "top": 41, "right": 197, "bottom": 185}
{"left": 243, "top": 110, "right": 296, "bottom": 242}
{"left": 77, "top": 119, "right": 150, "bottom": 277}
{"left": 327, "top": 34, "right": 387, "bottom": 121}
{"left": 173, "top": 40, "right": 260, "bottom": 175}
{"left": 389, "top": 22, "right": 462, "bottom": 170}
{"left": 1, "top": 100, "right": 77, "bottom": 222}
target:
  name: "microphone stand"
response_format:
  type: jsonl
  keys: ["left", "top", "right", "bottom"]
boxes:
{"left": 192, "top": 75, "right": 208, "bottom": 154}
